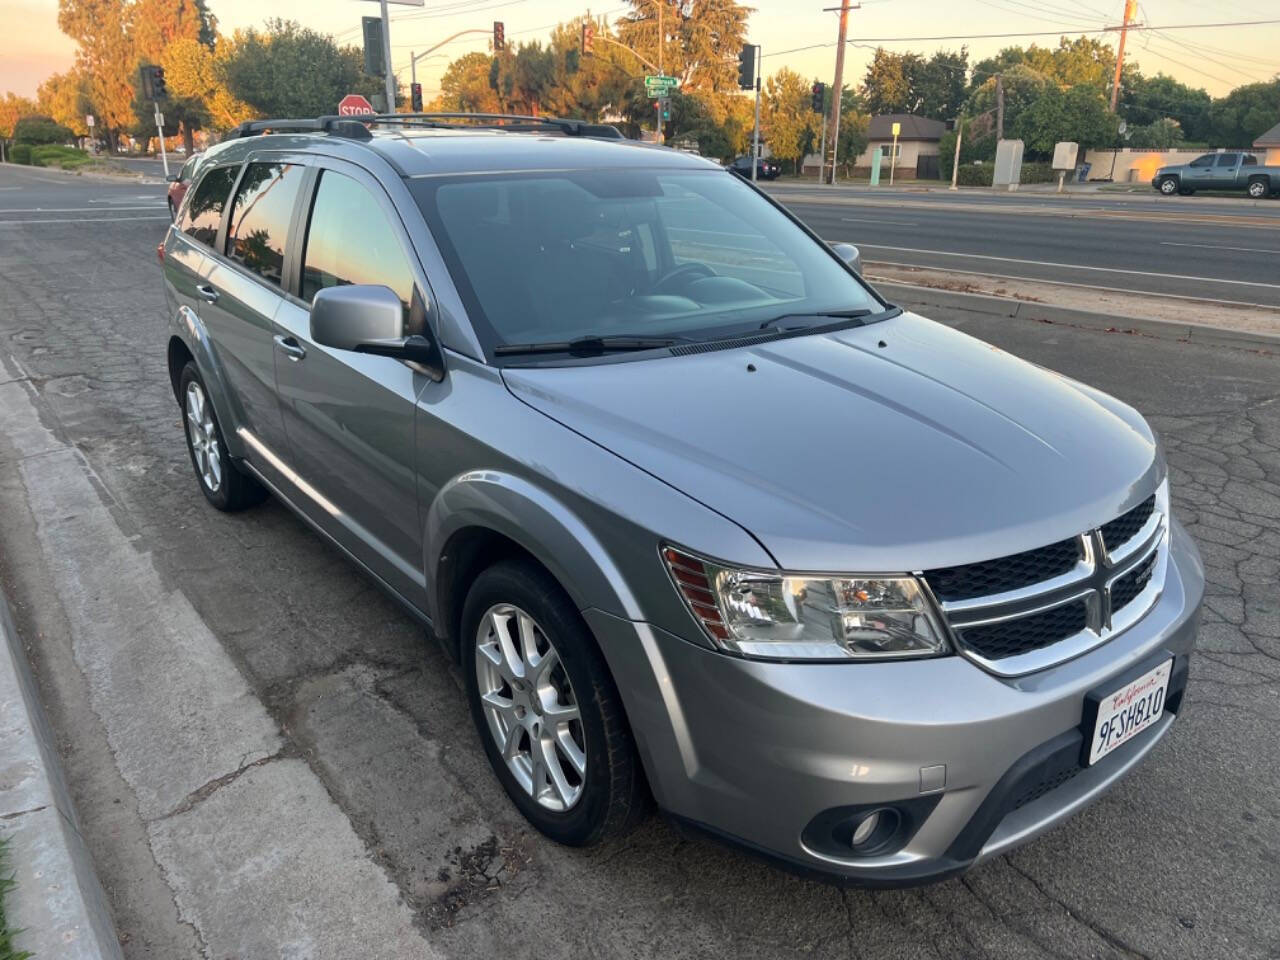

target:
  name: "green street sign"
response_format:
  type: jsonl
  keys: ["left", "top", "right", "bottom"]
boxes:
{"left": 644, "top": 74, "right": 678, "bottom": 95}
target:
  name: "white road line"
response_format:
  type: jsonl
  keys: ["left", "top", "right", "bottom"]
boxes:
{"left": 1161, "top": 240, "right": 1280, "bottom": 254}
{"left": 0, "top": 206, "right": 165, "bottom": 214}
{"left": 0, "top": 215, "right": 170, "bottom": 225}
{"left": 865, "top": 259, "right": 1280, "bottom": 311}
{"left": 841, "top": 216, "right": 919, "bottom": 225}
{"left": 851, "top": 242, "right": 1280, "bottom": 290}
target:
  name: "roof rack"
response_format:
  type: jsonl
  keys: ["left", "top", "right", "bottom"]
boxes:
{"left": 221, "top": 113, "right": 625, "bottom": 143}
{"left": 223, "top": 118, "right": 373, "bottom": 141}
{"left": 359, "top": 113, "right": 625, "bottom": 139}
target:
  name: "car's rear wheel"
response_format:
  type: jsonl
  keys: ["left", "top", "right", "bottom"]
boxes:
{"left": 1247, "top": 178, "right": 1269, "bottom": 199}
{"left": 178, "top": 362, "right": 266, "bottom": 511}
{"left": 462, "top": 559, "right": 648, "bottom": 846}
{"left": 1157, "top": 176, "right": 1178, "bottom": 195}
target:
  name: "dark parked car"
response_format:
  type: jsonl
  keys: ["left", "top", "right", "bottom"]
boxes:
{"left": 729, "top": 155, "right": 781, "bottom": 180}
{"left": 166, "top": 152, "right": 203, "bottom": 220}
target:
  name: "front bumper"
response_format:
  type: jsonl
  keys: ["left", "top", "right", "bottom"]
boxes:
{"left": 586, "top": 518, "right": 1203, "bottom": 885}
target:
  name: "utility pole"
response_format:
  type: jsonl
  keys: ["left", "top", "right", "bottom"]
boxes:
{"left": 996, "top": 73, "right": 1004, "bottom": 141}
{"left": 825, "top": 1, "right": 859, "bottom": 185}
{"left": 1109, "top": 0, "right": 1139, "bottom": 113}
{"left": 950, "top": 116, "right": 963, "bottom": 190}
{"left": 752, "top": 48, "right": 761, "bottom": 182}
{"left": 657, "top": 0, "right": 664, "bottom": 142}
{"left": 380, "top": 0, "right": 396, "bottom": 112}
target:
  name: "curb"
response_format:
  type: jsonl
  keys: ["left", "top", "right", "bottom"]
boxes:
{"left": 872, "top": 279, "right": 1280, "bottom": 353}
{"left": 0, "top": 580, "right": 123, "bottom": 958}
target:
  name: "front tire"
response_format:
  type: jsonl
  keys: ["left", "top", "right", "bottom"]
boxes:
{"left": 462, "top": 559, "right": 648, "bottom": 846}
{"left": 178, "top": 362, "right": 266, "bottom": 512}
{"left": 1157, "top": 177, "right": 1178, "bottom": 195}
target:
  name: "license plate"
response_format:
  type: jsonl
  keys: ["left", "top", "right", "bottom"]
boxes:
{"left": 1087, "top": 659, "right": 1172, "bottom": 765}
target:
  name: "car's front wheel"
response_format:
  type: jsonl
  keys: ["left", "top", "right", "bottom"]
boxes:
{"left": 1157, "top": 176, "right": 1178, "bottom": 195}
{"left": 462, "top": 559, "right": 648, "bottom": 846}
{"left": 178, "top": 362, "right": 266, "bottom": 511}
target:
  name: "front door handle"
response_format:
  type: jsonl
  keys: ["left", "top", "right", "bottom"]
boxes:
{"left": 195, "top": 284, "right": 219, "bottom": 304}
{"left": 273, "top": 334, "right": 307, "bottom": 362}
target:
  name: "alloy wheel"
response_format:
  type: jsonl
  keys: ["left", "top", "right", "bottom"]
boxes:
{"left": 1248, "top": 182, "right": 1266, "bottom": 198}
{"left": 1160, "top": 179, "right": 1176, "bottom": 194}
{"left": 185, "top": 380, "right": 222, "bottom": 493}
{"left": 474, "top": 603, "right": 586, "bottom": 812}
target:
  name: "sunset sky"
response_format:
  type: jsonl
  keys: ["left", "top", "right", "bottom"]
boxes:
{"left": 1, "top": 0, "right": 1276, "bottom": 103}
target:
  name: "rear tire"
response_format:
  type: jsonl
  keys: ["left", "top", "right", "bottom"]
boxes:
{"left": 1247, "top": 178, "right": 1268, "bottom": 199}
{"left": 462, "top": 559, "right": 649, "bottom": 846}
{"left": 178, "top": 362, "right": 267, "bottom": 512}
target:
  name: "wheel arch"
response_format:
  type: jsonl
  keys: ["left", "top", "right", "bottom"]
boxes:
{"left": 425, "top": 470, "right": 644, "bottom": 660}
{"left": 167, "top": 306, "right": 247, "bottom": 460}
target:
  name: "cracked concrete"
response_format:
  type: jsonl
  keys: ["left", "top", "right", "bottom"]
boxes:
{"left": 1, "top": 165, "right": 1278, "bottom": 959}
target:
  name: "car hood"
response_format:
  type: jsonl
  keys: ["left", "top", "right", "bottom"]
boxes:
{"left": 502, "top": 312, "right": 1161, "bottom": 572}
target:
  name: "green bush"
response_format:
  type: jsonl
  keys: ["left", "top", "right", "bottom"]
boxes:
{"left": 13, "top": 114, "right": 74, "bottom": 145}
{"left": 951, "top": 160, "right": 1058, "bottom": 186}
{"left": 30, "top": 144, "right": 90, "bottom": 169}
{"left": 9, "top": 143, "right": 31, "bottom": 165}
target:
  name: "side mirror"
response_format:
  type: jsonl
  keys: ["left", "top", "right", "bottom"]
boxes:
{"left": 829, "top": 241, "right": 862, "bottom": 275}
{"left": 166, "top": 173, "right": 180, "bottom": 183}
{"left": 311, "top": 284, "right": 444, "bottom": 380}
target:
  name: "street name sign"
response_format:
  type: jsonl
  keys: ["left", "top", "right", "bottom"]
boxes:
{"left": 338, "top": 94, "right": 376, "bottom": 116}
{"left": 644, "top": 75, "right": 678, "bottom": 96}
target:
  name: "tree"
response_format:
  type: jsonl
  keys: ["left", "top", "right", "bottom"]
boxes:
{"left": 861, "top": 47, "right": 968, "bottom": 118}
{"left": 14, "top": 115, "right": 76, "bottom": 144}
{"left": 129, "top": 0, "right": 215, "bottom": 63}
{"left": 38, "top": 71, "right": 96, "bottom": 139}
{"left": 1121, "top": 72, "right": 1211, "bottom": 143}
{"left": 616, "top": 0, "right": 752, "bottom": 94}
{"left": 163, "top": 34, "right": 253, "bottom": 132}
{"left": 964, "top": 62, "right": 1049, "bottom": 147}
{"left": 0, "top": 93, "right": 39, "bottom": 141}
{"left": 437, "top": 52, "right": 501, "bottom": 113}
{"left": 763, "top": 67, "right": 815, "bottom": 172}
{"left": 222, "top": 19, "right": 387, "bottom": 117}
{"left": 1023, "top": 36, "right": 1113, "bottom": 89}
{"left": 1205, "top": 79, "right": 1280, "bottom": 148}
{"left": 835, "top": 108, "right": 869, "bottom": 177}
{"left": 538, "top": 18, "right": 634, "bottom": 122}
{"left": 58, "top": 0, "right": 136, "bottom": 146}
{"left": 861, "top": 49, "right": 920, "bottom": 115}
{"left": 1014, "top": 84, "right": 1118, "bottom": 157}
{"left": 1126, "top": 117, "right": 1184, "bottom": 149}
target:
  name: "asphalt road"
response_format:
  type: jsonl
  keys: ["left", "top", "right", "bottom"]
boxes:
{"left": 1, "top": 163, "right": 1278, "bottom": 959}
{"left": 765, "top": 181, "right": 1280, "bottom": 308}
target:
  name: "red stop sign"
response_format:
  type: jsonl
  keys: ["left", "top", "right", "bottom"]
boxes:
{"left": 338, "top": 94, "right": 375, "bottom": 116}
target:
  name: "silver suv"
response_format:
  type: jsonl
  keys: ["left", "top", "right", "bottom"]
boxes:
{"left": 160, "top": 114, "right": 1202, "bottom": 885}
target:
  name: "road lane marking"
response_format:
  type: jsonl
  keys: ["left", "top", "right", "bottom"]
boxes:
{"left": 0, "top": 206, "right": 165, "bottom": 213}
{"left": 850, "top": 243, "right": 1280, "bottom": 290}
{"left": 841, "top": 216, "right": 920, "bottom": 225}
{"left": 1161, "top": 241, "right": 1280, "bottom": 254}
{"left": 0, "top": 215, "right": 170, "bottom": 225}
{"left": 864, "top": 259, "right": 1280, "bottom": 310}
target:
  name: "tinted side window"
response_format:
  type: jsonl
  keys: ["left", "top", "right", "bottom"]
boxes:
{"left": 225, "top": 162, "right": 304, "bottom": 287}
{"left": 179, "top": 156, "right": 198, "bottom": 183}
{"left": 180, "top": 165, "right": 238, "bottom": 247}
{"left": 1243, "top": 154, "right": 1258, "bottom": 166}
{"left": 1216, "top": 153, "right": 1239, "bottom": 167}
{"left": 301, "top": 170, "right": 414, "bottom": 317}
{"left": 1189, "top": 155, "right": 1214, "bottom": 168}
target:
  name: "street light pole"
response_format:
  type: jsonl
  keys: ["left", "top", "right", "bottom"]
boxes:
{"left": 751, "top": 48, "right": 761, "bottom": 183}
{"left": 380, "top": 0, "right": 396, "bottom": 111}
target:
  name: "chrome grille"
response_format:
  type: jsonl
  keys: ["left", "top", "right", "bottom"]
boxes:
{"left": 928, "top": 492, "right": 1168, "bottom": 677}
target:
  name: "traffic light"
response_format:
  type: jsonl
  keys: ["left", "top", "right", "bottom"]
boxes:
{"left": 659, "top": 97, "right": 671, "bottom": 122}
{"left": 493, "top": 21, "right": 505, "bottom": 51}
{"left": 810, "top": 81, "right": 825, "bottom": 113}
{"left": 410, "top": 82, "right": 423, "bottom": 112}
{"left": 737, "top": 45, "right": 757, "bottom": 90}
{"left": 582, "top": 22, "right": 596, "bottom": 55}
{"left": 153, "top": 67, "right": 166, "bottom": 99}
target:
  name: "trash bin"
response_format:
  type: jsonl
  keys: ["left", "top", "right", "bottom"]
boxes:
{"left": 1076, "top": 162, "right": 1091, "bottom": 183}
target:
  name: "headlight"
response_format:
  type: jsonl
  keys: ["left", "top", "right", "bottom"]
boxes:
{"left": 662, "top": 547, "right": 951, "bottom": 661}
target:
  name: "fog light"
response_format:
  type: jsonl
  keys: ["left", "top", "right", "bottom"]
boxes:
{"left": 851, "top": 811, "right": 880, "bottom": 846}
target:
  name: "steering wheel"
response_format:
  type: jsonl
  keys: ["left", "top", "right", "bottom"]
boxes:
{"left": 653, "top": 261, "right": 716, "bottom": 294}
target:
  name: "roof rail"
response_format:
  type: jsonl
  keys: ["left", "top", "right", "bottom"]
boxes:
{"left": 223, "top": 118, "right": 372, "bottom": 141}
{"left": 358, "top": 113, "right": 625, "bottom": 139}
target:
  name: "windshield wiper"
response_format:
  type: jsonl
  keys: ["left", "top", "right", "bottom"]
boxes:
{"left": 494, "top": 335, "right": 683, "bottom": 357}
{"left": 758, "top": 309, "right": 875, "bottom": 332}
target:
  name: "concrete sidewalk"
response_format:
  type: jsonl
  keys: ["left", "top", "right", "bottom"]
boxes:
{"left": 1, "top": 551, "right": 122, "bottom": 958}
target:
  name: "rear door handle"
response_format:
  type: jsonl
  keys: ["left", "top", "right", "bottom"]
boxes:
{"left": 273, "top": 334, "right": 307, "bottom": 362}
{"left": 195, "top": 284, "right": 219, "bottom": 304}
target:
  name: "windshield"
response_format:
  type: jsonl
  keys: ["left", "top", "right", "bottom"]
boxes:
{"left": 410, "top": 168, "right": 883, "bottom": 358}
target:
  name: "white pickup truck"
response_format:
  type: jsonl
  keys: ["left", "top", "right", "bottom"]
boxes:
{"left": 1152, "top": 151, "right": 1280, "bottom": 198}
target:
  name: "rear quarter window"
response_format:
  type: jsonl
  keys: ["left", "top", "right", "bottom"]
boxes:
{"left": 179, "top": 165, "right": 240, "bottom": 247}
